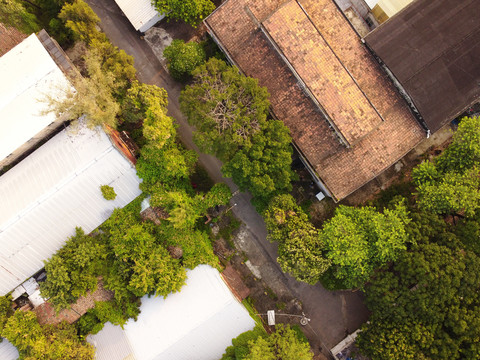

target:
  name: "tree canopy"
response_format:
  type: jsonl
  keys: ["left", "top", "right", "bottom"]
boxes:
{"left": 163, "top": 39, "right": 206, "bottom": 81}
{"left": 320, "top": 200, "right": 411, "bottom": 289}
{"left": 40, "top": 227, "right": 106, "bottom": 310}
{"left": 3, "top": 311, "right": 94, "bottom": 360}
{"left": 0, "top": 0, "right": 40, "bottom": 33}
{"left": 264, "top": 195, "right": 330, "bottom": 284}
{"left": 153, "top": 0, "right": 215, "bottom": 26}
{"left": 221, "top": 325, "right": 312, "bottom": 360}
{"left": 413, "top": 116, "right": 480, "bottom": 217}
{"left": 180, "top": 58, "right": 270, "bottom": 162}
{"left": 357, "top": 240, "right": 480, "bottom": 359}
{"left": 180, "top": 58, "right": 295, "bottom": 209}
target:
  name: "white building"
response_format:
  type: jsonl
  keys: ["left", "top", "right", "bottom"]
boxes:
{"left": 114, "top": 0, "right": 165, "bottom": 32}
{"left": 0, "top": 125, "right": 141, "bottom": 295}
{"left": 0, "top": 339, "right": 19, "bottom": 360}
{"left": 0, "top": 31, "right": 73, "bottom": 169}
{"left": 88, "top": 265, "right": 256, "bottom": 360}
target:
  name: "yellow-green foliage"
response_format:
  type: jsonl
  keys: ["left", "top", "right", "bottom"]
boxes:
{"left": 100, "top": 185, "right": 117, "bottom": 200}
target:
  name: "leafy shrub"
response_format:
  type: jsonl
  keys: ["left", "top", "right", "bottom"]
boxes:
{"left": 153, "top": 0, "right": 215, "bottom": 26}
{"left": 100, "top": 185, "right": 117, "bottom": 200}
{"left": 40, "top": 228, "right": 107, "bottom": 310}
{"left": 163, "top": 40, "right": 206, "bottom": 81}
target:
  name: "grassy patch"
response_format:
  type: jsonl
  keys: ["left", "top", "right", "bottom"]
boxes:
{"left": 242, "top": 297, "right": 264, "bottom": 328}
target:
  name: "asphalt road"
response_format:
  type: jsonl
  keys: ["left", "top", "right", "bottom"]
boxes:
{"left": 85, "top": 0, "right": 369, "bottom": 356}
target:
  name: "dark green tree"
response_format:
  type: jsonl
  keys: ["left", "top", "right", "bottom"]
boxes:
{"left": 358, "top": 241, "right": 480, "bottom": 359}
{"left": 222, "top": 120, "right": 295, "bottom": 210}
{"left": 180, "top": 58, "right": 270, "bottom": 162}
{"left": 153, "top": 0, "right": 215, "bottom": 26}
{"left": 163, "top": 39, "right": 206, "bottom": 81}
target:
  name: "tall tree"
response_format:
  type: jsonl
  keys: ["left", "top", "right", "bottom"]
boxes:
{"left": 180, "top": 58, "right": 295, "bottom": 209}
{"left": 222, "top": 120, "right": 296, "bottom": 210}
{"left": 413, "top": 116, "right": 480, "bottom": 217}
{"left": 58, "top": 0, "right": 103, "bottom": 43}
{"left": 357, "top": 241, "right": 480, "bottom": 359}
{"left": 264, "top": 195, "right": 330, "bottom": 284}
{"left": 43, "top": 49, "right": 121, "bottom": 129}
{"left": 180, "top": 58, "right": 270, "bottom": 162}
{"left": 320, "top": 200, "right": 411, "bottom": 289}
{"left": 40, "top": 227, "right": 106, "bottom": 310}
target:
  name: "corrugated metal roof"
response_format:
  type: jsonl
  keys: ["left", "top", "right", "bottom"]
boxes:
{"left": 0, "top": 126, "right": 142, "bottom": 295}
{"left": 0, "top": 339, "right": 19, "bottom": 360}
{"left": 88, "top": 323, "right": 136, "bottom": 360}
{"left": 114, "top": 0, "right": 164, "bottom": 32}
{"left": 0, "top": 33, "right": 71, "bottom": 162}
{"left": 88, "top": 265, "right": 256, "bottom": 360}
{"left": 364, "top": 0, "right": 480, "bottom": 132}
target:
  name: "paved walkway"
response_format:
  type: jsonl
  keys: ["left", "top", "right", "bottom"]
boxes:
{"left": 84, "top": 1, "right": 369, "bottom": 357}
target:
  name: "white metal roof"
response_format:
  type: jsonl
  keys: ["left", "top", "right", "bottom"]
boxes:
{"left": 114, "top": 0, "right": 164, "bottom": 32}
{"left": 0, "top": 126, "right": 142, "bottom": 295}
{"left": 0, "top": 339, "right": 19, "bottom": 360}
{"left": 0, "top": 33, "right": 71, "bottom": 162}
{"left": 88, "top": 265, "right": 256, "bottom": 360}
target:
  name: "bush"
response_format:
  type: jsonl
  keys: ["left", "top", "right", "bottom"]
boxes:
{"left": 100, "top": 185, "right": 117, "bottom": 200}
{"left": 163, "top": 40, "right": 206, "bottom": 81}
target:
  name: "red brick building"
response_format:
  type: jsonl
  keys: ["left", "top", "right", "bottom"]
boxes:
{"left": 205, "top": 0, "right": 425, "bottom": 201}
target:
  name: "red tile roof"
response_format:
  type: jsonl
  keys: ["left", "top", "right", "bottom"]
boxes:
{"left": 205, "top": 0, "right": 425, "bottom": 201}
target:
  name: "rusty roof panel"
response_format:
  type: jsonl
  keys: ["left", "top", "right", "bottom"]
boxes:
{"left": 263, "top": 1, "right": 382, "bottom": 146}
{"left": 365, "top": 0, "right": 480, "bottom": 132}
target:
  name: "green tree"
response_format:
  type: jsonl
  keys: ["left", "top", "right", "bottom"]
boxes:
{"left": 40, "top": 227, "right": 106, "bottom": 310}
{"left": 100, "top": 185, "right": 116, "bottom": 200}
{"left": 136, "top": 144, "right": 197, "bottom": 192}
{"left": 89, "top": 39, "right": 136, "bottom": 98}
{"left": 163, "top": 39, "right": 206, "bottom": 81}
{"left": 222, "top": 120, "right": 295, "bottom": 210}
{"left": 122, "top": 81, "right": 169, "bottom": 124}
{"left": 244, "top": 324, "right": 313, "bottom": 360}
{"left": 58, "top": 0, "right": 103, "bottom": 43}
{"left": 320, "top": 201, "right": 411, "bottom": 289}
{"left": 43, "top": 48, "right": 122, "bottom": 129}
{"left": 264, "top": 195, "right": 330, "bottom": 284}
{"left": 3, "top": 311, "right": 94, "bottom": 359}
{"left": 0, "top": 0, "right": 40, "bottom": 33}
{"left": 413, "top": 116, "right": 480, "bottom": 217}
{"left": 153, "top": 0, "right": 215, "bottom": 26}
{"left": 358, "top": 241, "right": 480, "bottom": 359}
{"left": 149, "top": 182, "right": 231, "bottom": 229}
{"left": 0, "top": 295, "right": 13, "bottom": 339}
{"left": 180, "top": 58, "right": 295, "bottom": 208}
{"left": 122, "top": 81, "right": 175, "bottom": 148}
{"left": 102, "top": 207, "right": 187, "bottom": 297}
{"left": 180, "top": 58, "right": 270, "bottom": 162}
